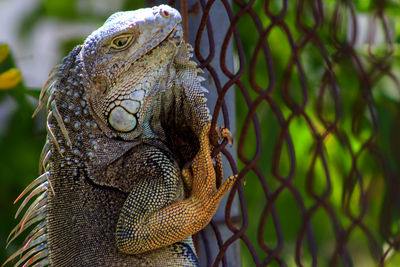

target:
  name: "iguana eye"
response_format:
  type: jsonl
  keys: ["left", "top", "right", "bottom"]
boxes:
{"left": 110, "top": 34, "right": 133, "bottom": 50}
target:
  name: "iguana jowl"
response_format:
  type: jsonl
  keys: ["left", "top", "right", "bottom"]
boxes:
{"left": 4, "top": 5, "right": 237, "bottom": 266}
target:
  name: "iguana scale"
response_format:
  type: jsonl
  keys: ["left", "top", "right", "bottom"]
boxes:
{"left": 4, "top": 5, "right": 237, "bottom": 266}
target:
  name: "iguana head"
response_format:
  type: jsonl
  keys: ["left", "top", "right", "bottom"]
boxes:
{"left": 81, "top": 5, "right": 183, "bottom": 140}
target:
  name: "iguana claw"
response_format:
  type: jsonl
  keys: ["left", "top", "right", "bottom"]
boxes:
{"left": 214, "top": 126, "right": 233, "bottom": 146}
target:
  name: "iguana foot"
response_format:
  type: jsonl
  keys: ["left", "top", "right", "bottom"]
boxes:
{"left": 188, "top": 123, "right": 237, "bottom": 214}
{"left": 182, "top": 124, "right": 233, "bottom": 192}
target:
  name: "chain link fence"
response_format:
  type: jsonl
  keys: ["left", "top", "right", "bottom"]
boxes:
{"left": 161, "top": 0, "right": 400, "bottom": 266}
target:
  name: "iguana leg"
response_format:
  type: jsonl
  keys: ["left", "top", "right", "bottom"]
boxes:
{"left": 181, "top": 165, "right": 193, "bottom": 196}
{"left": 182, "top": 125, "right": 231, "bottom": 193}
{"left": 182, "top": 153, "right": 224, "bottom": 192}
{"left": 212, "top": 125, "right": 232, "bottom": 188}
{"left": 214, "top": 153, "right": 223, "bottom": 189}
{"left": 116, "top": 123, "right": 237, "bottom": 254}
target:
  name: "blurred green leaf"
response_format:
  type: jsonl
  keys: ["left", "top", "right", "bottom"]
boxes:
{"left": 43, "top": 0, "right": 77, "bottom": 19}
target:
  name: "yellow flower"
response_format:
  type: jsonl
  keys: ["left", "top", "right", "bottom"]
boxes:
{"left": 0, "top": 68, "right": 22, "bottom": 89}
{"left": 0, "top": 44, "right": 22, "bottom": 90}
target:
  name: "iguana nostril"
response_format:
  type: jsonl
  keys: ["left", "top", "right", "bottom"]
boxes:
{"left": 108, "top": 106, "right": 137, "bottom": 132}
{"left": 161, "top": 10, "right": 170, "bottom": 18}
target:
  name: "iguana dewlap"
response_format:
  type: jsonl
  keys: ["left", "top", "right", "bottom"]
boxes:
{"left": 4, "top": 5, "right": 237, "bottom": 267}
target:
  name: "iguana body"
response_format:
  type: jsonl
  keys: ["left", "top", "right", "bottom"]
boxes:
{"left": 4, "top": 5, "right": 236, "bottom": 266}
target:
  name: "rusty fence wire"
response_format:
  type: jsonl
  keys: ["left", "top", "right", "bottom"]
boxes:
{"left": 166, "top": 0, "right": 400, "bottom": 266}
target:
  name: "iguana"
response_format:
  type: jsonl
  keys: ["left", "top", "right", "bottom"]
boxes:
{"left": 4, "top": 5, "right": 237, "bottom": 266}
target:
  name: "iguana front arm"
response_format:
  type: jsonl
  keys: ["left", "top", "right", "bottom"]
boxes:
{"left": 4, "top": 5, "right": 237, "bottom": 267}
{"left": 116, "top": 124, "right": 236, "bottom": 254}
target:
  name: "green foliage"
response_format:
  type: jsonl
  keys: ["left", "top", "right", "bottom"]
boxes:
{"left": 43, "top": 0, "right": 78, "bottom": 19}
